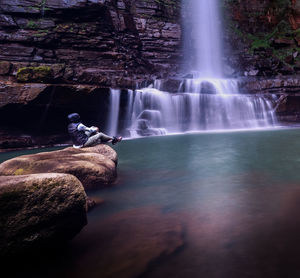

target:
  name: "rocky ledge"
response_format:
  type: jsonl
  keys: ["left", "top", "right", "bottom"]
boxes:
{"left": 0, "top": 144, "right": 118, "bottom": 189}
{"left": 0, "top": 144, "right": 118, "bottom": 256}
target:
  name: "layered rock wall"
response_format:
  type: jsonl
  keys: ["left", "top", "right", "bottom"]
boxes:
{"left": 0, "top": 0, "right": 181, "bottom": 87}
{"left": 0, "top": 0, "right": 181, "bottom": 148}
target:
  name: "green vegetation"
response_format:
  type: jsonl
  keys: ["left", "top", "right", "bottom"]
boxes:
{"left": 26, "top": 20, "right": 40, "bottom": 29}
{"left": 228, "top": 11, "right": 300, "bottom": 66}
{"left": 32, "top": 29, "right": 49, "bottom": 37}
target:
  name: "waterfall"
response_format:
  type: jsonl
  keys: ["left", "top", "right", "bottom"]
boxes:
{"left": 105, "top": 0, "right": 277, "bottom": 138}
{"left": 107, "top": 82, "right": 277, "bottom": 138}
{"left": 124, "top": 81, "right": 276, "bottom": 137}
{"left": 186, "top": 0, "right": 223, "bottom": 77}
{"left": 107, "top": 89, "right": 120, "bottom": 136}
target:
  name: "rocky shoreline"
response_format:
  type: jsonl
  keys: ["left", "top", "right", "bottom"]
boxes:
{"left": 0, "top": 144, "right": 118, "bottom": 257}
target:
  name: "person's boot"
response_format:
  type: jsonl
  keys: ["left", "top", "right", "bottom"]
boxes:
{"left": 112, "top": 136, "right": 122, "bottom": 145}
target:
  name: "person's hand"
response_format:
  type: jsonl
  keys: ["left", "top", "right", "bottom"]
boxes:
{"left": 92, "top": 126, "right": 99, "bottom": 132}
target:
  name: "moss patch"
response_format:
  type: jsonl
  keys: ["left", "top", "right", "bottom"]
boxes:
{"left": 16, "top": 66, "right": 53, "bottom": 83}
{"left": 14, "top": 169, "right": 24, "bottom": 175}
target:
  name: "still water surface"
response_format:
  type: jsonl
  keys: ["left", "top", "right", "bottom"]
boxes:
{"left": 4, "top": 128, "right": 300, "bottom": 278}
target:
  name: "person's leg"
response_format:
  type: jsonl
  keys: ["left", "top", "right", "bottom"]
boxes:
{"left": 83, "top": 132, "right": 113, "bottom": 147}
{"left": 99, "top": 132, "right": 114, "bottom": 142}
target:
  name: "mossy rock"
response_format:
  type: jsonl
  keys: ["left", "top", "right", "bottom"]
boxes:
{"left": 0, "top": 173, "right": 87, "bottom": 257}
{"left": 16, "top": 66, "right": 53, "bottom": 83}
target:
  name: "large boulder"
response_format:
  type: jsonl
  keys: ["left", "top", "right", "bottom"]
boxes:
{"left": 0, "top": 144, "right": 117, "bottom": 190}
{"left": 0, "top": 173, "right": 87, "bottom": 257}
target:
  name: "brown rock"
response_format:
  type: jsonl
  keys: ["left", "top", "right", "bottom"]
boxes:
{"left": 0, "top": 61, "right": 11, "bottom": 75}
{"left": 86, "top": 196, "right": 104, "bottom": 212}
{"left": 0, "top": 173, "right": 87, "bottom": 257}
{"left": 0, "top": 144, "right": 118, "bottom": 190}
{"left": 285, "top": 55, "right": 294, "bottom": 65}
{"left": 272, "top": 38, "right": 295, "bottom": 47}
{"left": 0, "top": 82, "right": 47, "bottom": 108}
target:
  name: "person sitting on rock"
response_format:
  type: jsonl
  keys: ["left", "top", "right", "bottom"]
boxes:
{"left": 67, "top": 113, "right": 122, "bottom": 148}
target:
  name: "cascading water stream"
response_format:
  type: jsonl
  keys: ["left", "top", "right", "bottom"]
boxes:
{"left": 106, "top": 0, "right": 277, "bottom": 138}
{"left": 185, "top": 0, "right": 223, "bottom": 77}
{"left": 106, "top": 89, "right": 120, "bottom": 136}
{"left": 123, "top": 81, "right": 276, "bottom": 137}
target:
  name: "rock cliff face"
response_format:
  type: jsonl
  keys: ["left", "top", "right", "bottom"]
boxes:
{"left": 0, "top": 0, "right": 181, "bottom": 148}
{"left": 0, "top": 0, "right": 181, "bottom": 87}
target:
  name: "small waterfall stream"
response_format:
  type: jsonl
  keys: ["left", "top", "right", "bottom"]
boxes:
{"left": 106, "top": 89, "right": 120, "bottom": 136}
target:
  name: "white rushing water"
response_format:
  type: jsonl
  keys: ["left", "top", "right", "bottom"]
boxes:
{"left": 106, "top": 88, "right": 120, "bottom": 136}
{"left": 186, "top": 0, "right": 223, "bottom": 77}
{"left": 106, "top": 0, "right": 277, "bottom": 138}
{"left": 124, "top": 80, "right": 276, "bottom": 137}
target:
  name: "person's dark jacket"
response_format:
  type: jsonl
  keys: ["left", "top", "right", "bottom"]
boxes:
{"left": 68, "top": 123, "right": 88, "bottom": 146}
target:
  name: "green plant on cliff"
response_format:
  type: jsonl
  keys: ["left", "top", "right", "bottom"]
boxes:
{"left": 16, "top": 66, "right": 52, "bottom": 83}
{"left": 32, "top": 29, "right": 49, "bottom": 37}
{"left": 26, "top": 20, "right": 40, "bottom": 29}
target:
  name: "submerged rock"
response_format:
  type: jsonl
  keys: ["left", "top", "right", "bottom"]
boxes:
{"left": 0, "top": 144, "right": 118, "bottom": 190}
{"left": 68, "top": 208, "right": 184, "bottom": 278}
{"left": 86, "top": 196, "right": 105, "bottom": 212}
{"left": 0, "top": 173, "right": 87, "bottom": 257}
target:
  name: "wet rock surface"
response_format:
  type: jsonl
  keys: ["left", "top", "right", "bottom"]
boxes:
{"left": 0, "top": 144, "right": 118, "bottom": 189}
{"left": 0, "top": 173, "right": 87, "bottom": 257}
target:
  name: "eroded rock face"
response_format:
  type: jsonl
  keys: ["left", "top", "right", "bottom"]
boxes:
{"left": 0, "top": 144, "right": 118, "bottom": 189}
{"left": 0, "top": 0, "right": 181, "bottom": 87}
{"left": 0, "top": 173, "right": 87, "bottom": 257}
{"left": 0, "top": 0, "right": 181, "bottom": 148}
{"left": 0, "top": 82, "right": 48, "bottom": 107}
